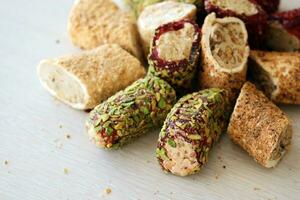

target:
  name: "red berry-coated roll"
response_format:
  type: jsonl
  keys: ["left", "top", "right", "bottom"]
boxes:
{"left": 148, "top": 20, "right": 201, "bottom": 93}
{"left": 251, "top": 0, "right": 279, "bottom": 13}
{"left": 266, "top": 8, "right": 300, "bottom": 51}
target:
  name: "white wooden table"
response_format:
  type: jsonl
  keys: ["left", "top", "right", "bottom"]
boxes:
{"left": 0, "top": 0, "right": 299, "bottom": 199}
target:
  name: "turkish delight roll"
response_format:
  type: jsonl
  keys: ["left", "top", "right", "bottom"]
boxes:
{"left": 68, "top": 0, "right": 144, "bottom": 61}
{"left": 137, "top": 1, "right": 197, "bottom": 56}
{"left": 266, "top": 8, "right": 300, "bottom": 52}
{"left": 86, "top": 75, "right": 176, "bottom": 149}
{"left": 125, "top": 0, "right": 203, "bottom": 18}
{"left": 37, "top": 44, "right": 145, "bottom": 110}
{"left": 156, "top": 88, "right": 229, "bottom": 176}
{"left": 249, "top": 50, "right": 300, "bottom": 105}
{"left": 204, "top": 0, "right": 267, "bottom": 48}
{"left": 199, "top": 13, "right": 249, "bottom": 102}
{"left": 148, "top": 20, "right": 201, "bottom": 92}
{"left": 227, "top": 82, "right": 293, "bottom": 168}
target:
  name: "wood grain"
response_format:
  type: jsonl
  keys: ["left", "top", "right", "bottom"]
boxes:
{"left": 0, "top": 0, "right": 299, "bottom": 199}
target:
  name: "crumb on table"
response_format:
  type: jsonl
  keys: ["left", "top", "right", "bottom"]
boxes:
{"left": 66, "top": 134, "right": 71, "bottom": 139}
{"left": 4, "top": 160, "right": 8, "bottom": 165}
{"left": 64, "top": 168, "right": 69, "bottom": 174}
{"left": 222, "top": 165, "right": 226, "bottom": 169}
{"left": 104, "top": 188, "right": 112, "bottom": 194}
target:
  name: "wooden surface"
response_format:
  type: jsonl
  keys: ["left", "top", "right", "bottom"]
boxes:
{"left": 0, "top": 0, "right": 299, "bottom": 199}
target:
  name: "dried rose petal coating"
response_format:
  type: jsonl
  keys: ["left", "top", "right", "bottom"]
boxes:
{"left": 228, "top": 82, "right": 293, "bottom": 168}
{"left": 250, "top": 0, "right": 279, "bottom": 13}
{"left": 86, "top": 75, "right": 176, "bottom": 149}
{"left": 249, "top": 50, "right": 300, "bottom": 105}
{"left": 148, "top": 20, "right": 201, "bottom": 92}
{"left": 199, "top": 13, "right": 249, "bottom": 103}
{"left": 204, "top": 0, "right": 267, "bottom": 48}
{"left": 156, "top": 88, "right": 229, "bottom": 176}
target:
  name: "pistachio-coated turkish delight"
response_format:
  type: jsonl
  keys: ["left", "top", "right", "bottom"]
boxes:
{"left": 156, "top": 88, "right": 229, "bottom": 176}
{"left": 86, "top": 75, "right": 176, "bottom": 149}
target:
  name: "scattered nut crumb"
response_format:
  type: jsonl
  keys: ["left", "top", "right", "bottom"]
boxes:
{"left": 59, "top": 124, "right": 63, "bottom": 128}
{"left": 254, "top": 187, "right": 260, "bottom": 191}
{"left": 66, "top": 134, "right": 71, "bottom": 139}
{"left": 222, "top": 165, "right": 226, "bottom": 169}
{"left": 215, "top": 174, "right": 219, "bottom": 179}
{"left": 4, "top": 160, "right": 8, "bottom": 165}
{"left": 55, "top": 39, "right": 60, "bottom": 44}
{"left": 64, "top": 168, "right": 69, "bottom": 174}
{"left": 104, "top": 188, "right": 112, "bottom": 194}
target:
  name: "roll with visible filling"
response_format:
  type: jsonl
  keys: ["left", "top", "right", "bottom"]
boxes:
{"left": 148, "top": 20, "right": 201, "bottom": 92}
{"left": 227, "top": 82, "right": 293, "bottom": 168}
{"left": 204, "top": 0, "right": 267, "bottom": 48}
{"left": 86, "top": 75, "right": 176, "bottom": 149}
{"left": 37, "top": 44, "right": 145, "bottom": 110}
{"left": 249, "top": 50, "right": 300, "bottom": 105}
{"left": 199, "top": 13, "right": 249, "bottom": 102}
{"left": 156, "top": 88, "right": 229, "bottom": 176}
{"left": 266, "top": 8, "right": 300, "bottom": 52}
{"left": 125, "top": 0, "right": 203, "bottom": 18}
{"left": 68, "top": 0, "right": 143, "bottom": 61}
{"left": 137, "top": 1, "right": 197, "bottom": 56}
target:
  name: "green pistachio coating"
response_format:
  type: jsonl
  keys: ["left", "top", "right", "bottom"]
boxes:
{"left": 86, "top": 75, "right": 176, "bottom": 149}
{"left": 156, "top": 88, "right": 229, "bottom": 176}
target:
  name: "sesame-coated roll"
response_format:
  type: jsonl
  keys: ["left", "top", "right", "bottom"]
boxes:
{"left": 148, "top": 20, "right": 201, "bottom": 92}
{"left": 204, "top": 0, "right": 267, "bottom": 48}
{"left": 156, "top": 88, "right": 229, "bottom": 176}
{"left": 227, "top": 82, "right": 293, "bottom": 168}
{"left": 199, "top": 13, "right": 249, "bottom": 103}
{"left": 249, "top": 50, "right": 300, "bottom": 105}
{"left": 265, "top": 8, "right": 300, "bottom": 52}
{"left": 86, "top": 75, "right": 176, "bottom": 149}
{"left": 37, "top": 44, "right": 145, "bottom": 110}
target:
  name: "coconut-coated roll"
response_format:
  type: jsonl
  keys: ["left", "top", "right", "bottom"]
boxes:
{"left": 137, "top": 1, "right": 197, "bottom": 56}
{"left": 125, "top": 0, "right": 203, "bottom": 18}
{"left": 199, "top": 13, "right": 249, "bottom": 103}
{"left": 265, "top": 8, "right": 300, "bottom": 52}
{"left": 37, "top": 44, "right": 145, "bottom": 110}
{"left": 86, "top": 75, "right": 176, "bottom": 149}
{"left": 148, "top": 20, "right": 201, "bottom": 92}
{"left": 227, "top": 82, "right": 293, "bottom": 168}
{"left": 204, "top": 0, "right": 267, "bottom": 48}
{"left": 156, "top": 88, "right": 229, "bottom": 176}
{"left": 249, "top": 50, "right": 300, "bottom": 105}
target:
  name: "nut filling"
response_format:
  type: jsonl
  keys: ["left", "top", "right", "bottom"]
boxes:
{"left": 210, "top": 22, "right": 247, "bottom": 69}
{"left": 156, "top": 23, "right": 195, "bottom": 61}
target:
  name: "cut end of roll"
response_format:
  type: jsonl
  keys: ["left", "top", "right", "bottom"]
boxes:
{"left": 37, "top": 59, "right": 89, "bottom": 110}
{"left": 265, "top": 124, "right": 292, "bottom": 168}
{"left": 203, "top": 13, "right": 249, "bottom": 73}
